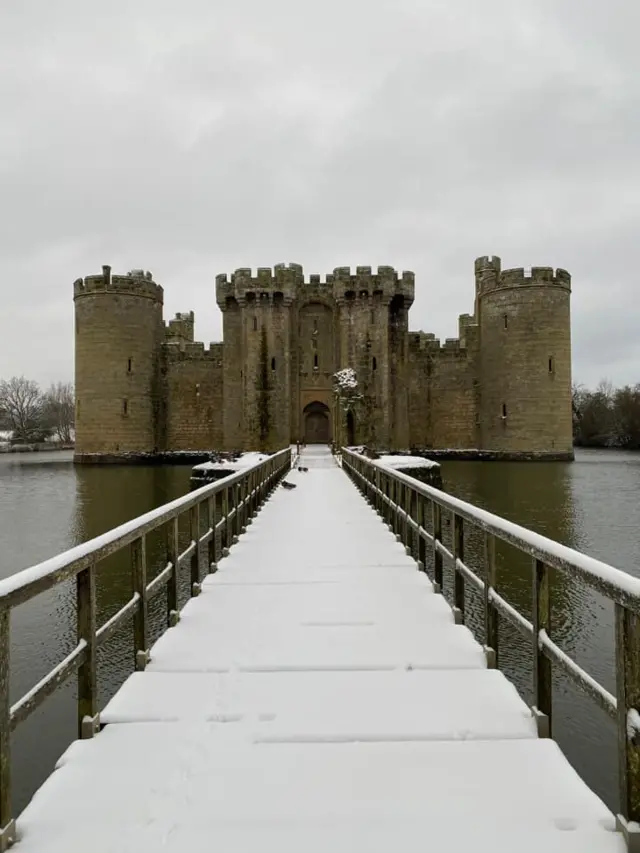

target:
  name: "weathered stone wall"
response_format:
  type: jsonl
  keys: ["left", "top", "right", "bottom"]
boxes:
{"left": 165, "top": 311, "right": 195, "bottom": 344}
{"left": 408, "top": 333, "right": 477, "bottom": 450}
{"left": 165, "top": 343, "right": 223, "bottom": 450}
{"left": 476, "top": 257, "right": 573, "bottom": 454}
{"left": 74, "top": 266, "right": 164, "bottom": 455}
{"left": 429, "top": 342, "right": 477, "bottom": 449}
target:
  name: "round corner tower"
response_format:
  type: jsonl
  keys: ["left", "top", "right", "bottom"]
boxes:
{"left": 73, "top": 265, "right": 165, "bottom": 457}
{"left": 475, "top": 256, "right": 572, "bottom": 457}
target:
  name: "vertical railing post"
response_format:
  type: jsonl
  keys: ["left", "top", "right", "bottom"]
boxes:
{"left": 532, "top": 558, "right": 552, "bottom": 737}
{"left": 224, "top": 487, "right": 231, "bottom": 553}
{"left": 615, "top": 603, "right": 640, "bottom": 845}
{"left": 403, "top": 484, "right": 409, "bottom": 546}
{"left": 0, "top": 608, "right": 15, "bottom": 853}
{"left": 132, "top": 536, "right": 149, "bottom": 669}
{"left": 207, "top": 496, "right": 216, "bottom": 572}
{"left": 432, "top": 502, "right": 443, "bottom": 593}
{"left": 417, "top": 495, "right": 426, "bottom": 571}
{"left": 190, "top": 504, "right": 201, "bottom": 595}
{"left": 408, "top": 488, "right": 417, "bottom": 558}
{"left": 375, "top": 468, "right": 381, "bottom": 516}
{"left": 77, "top": 562, "right": 99, "bottom": 737}
{"left": 167, "top": 517, "right": 180, "bottom": 626}
{"left": 452, "top": 513, "right": 465, "bottom": 625}
{"left": 394, "top": 480, "right": 400, "bottom": 535}
{"left": 235, "top": 482, "right": 242, "bottom": 538}
{"left": 242, "top": 477, "right": 248, "bottom": 531}
{"left": 483, "top": 531, "right": 498, "bottom": 669}
{"left": 248, "top": 469, "right": 256, "bottom": 520}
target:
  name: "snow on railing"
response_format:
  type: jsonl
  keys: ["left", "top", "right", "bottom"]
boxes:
{"left": 341, "top": 446, "right": 640, "bottom": 844}
{"left": 0, "top": 447, "right": 292, "bottom": 849}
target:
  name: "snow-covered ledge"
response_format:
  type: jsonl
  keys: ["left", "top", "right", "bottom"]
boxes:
{"left": 349, "top": 448, "right": 443, "bottom": 489}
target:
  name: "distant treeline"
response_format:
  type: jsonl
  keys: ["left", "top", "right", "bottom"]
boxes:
{"left": 573, "top": 381, "right": 640, "bottom": 449}
{"left": 0, "top": 376, "right": 74, "bottom": 444}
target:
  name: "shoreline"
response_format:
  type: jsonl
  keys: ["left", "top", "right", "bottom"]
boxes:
{"left": 0, "top": 444, "right": 74, "bottom": 454}
{"left": 73, "top": 447, "right": 578, "bottom": 465}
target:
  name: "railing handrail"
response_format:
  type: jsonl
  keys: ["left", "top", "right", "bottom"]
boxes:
{"left": 341, "top": 446, "right": 640, "bottom": 844}
{"left": 343, "top": 448, "right": 640, "bottom": 612}
{"left": 1, "top": 446, "right": 292, "bottom": 850}
{"left": 0, "top": 447, "right": 291, "bottom": 611}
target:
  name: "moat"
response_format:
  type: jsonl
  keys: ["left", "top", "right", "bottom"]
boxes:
{"left": 2, "top": 447, "right": 639, "bottom": 817}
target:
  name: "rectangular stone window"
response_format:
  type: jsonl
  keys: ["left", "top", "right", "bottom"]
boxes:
{"left": 123, "top": 399, "right": 129, "bottom": 416}
{"left": 127, "top": 358, "right": 132, "bottom": 373}
{"left": 503, "top": 314, "right": 508, "bottom": 329}
{"left": 548, "top": 356, "right": 554, "bottom": 374}
{"left": 314, "top": 354, "right": 318, "bottom": 368}
{"left": 271, "top": 357, "right": 276, "bottom": 371}
{"left": 372, "top": 356, "right": 377, "bottom": 371}
{"left": 501, "top": 403, "right": 507, "bottom": 418}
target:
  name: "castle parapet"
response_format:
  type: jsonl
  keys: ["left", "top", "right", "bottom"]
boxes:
{"left": 164, "top": 340, "right": 223, "bottom": 364}
{"left": 74, "top": 265, "right": 163, "bottom": 303}
{"left": 332, "top": 265, "right": 415, "bottom": 306}
{"left": 475, "top": 256, "right": 571, "bottom": 296}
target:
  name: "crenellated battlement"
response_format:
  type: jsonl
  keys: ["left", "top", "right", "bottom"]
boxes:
{"left": 73, "top": 265, "right": 163, "bottom": 303}
{"left": 475, "top": 258, "right": 571, "bottom": 296}
{"left": 332, "top": 265, "right": 415, "bottom": 306}
{"left": 496, "top": 266, "right": 571, "bottom": 288}
{"left": 475, "top": 256, "right": 502, "bottom": 276}
{"left": 164, "top": 340, "right": 223, "bottom": 364}
{"left": 215, "top": 263, "right": 415, "bottom": 308}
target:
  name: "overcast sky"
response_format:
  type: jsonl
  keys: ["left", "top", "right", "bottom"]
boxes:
{"left": 1, "top": 0, "right": 638, "bottom": 389}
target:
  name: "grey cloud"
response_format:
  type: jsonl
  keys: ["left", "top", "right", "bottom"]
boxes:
{"left": 0, "top": 0, "right": 638, "bottom": 388}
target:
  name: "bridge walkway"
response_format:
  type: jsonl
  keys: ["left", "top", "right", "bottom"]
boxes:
{"left": 15, "top": 446, "right": 623, "bottom": 852}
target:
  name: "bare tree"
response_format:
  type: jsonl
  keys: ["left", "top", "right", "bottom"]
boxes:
{"left": 43, "top": 381, "right": 75, "bottom": 443}
{"left": 0, "top": 377, "right": 46, "bottom": 442}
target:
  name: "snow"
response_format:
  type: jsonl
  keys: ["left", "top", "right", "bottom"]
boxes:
{"left": 627, "top": 708, "right": 640, "bottom": 743}
{"left": 15, "top": 446, "right": 624, "bottom": 853}
{"left": 376, "top": 454, "right": 440, "bottom": 470}
{"left": 193, "top": 452, "right": 271, "bottom": 473}
{"left": 332, "top": 367, "right": 358, "bottom": 391}
{"left": 101, "top": 669, "right": 537, "bottom": 741}
{"left": 17, "top": 732, "right": 622, "bottom": 852}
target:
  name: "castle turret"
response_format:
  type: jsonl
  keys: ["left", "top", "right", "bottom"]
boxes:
{"left": 216, "top": 264, "right": 299, "bottom": 451}
{"left": 332, "top": 266, "right": 414, "bottom": 448}
{"left": 73, "top": 266, "right": 165, "bottom": 456}
{"left": 476, "top": 256, "right": 572, "bottom": 456}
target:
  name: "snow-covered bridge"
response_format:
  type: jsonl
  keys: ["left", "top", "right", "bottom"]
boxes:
{"left": 1, "top": 445, "right": 638, "bottom": 852}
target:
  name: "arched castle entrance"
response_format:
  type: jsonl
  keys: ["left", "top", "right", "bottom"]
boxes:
{"left": 303, "top": 401, "right": 331, "bottom": 444}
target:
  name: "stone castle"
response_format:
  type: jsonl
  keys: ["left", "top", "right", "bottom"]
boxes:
{"left": 73, "top": 255, "right": 573, "bottom": 461}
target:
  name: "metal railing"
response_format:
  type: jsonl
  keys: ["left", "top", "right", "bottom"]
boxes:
{"left": 342, "top": 447, "right": 640, "bottom": 849}
{"left": 0, "top": 447, "right": 291, "bottom": 851}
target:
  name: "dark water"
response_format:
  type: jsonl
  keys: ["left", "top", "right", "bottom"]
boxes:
{"left": 1, "top": 448, "right": 639, "bottom": 818}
